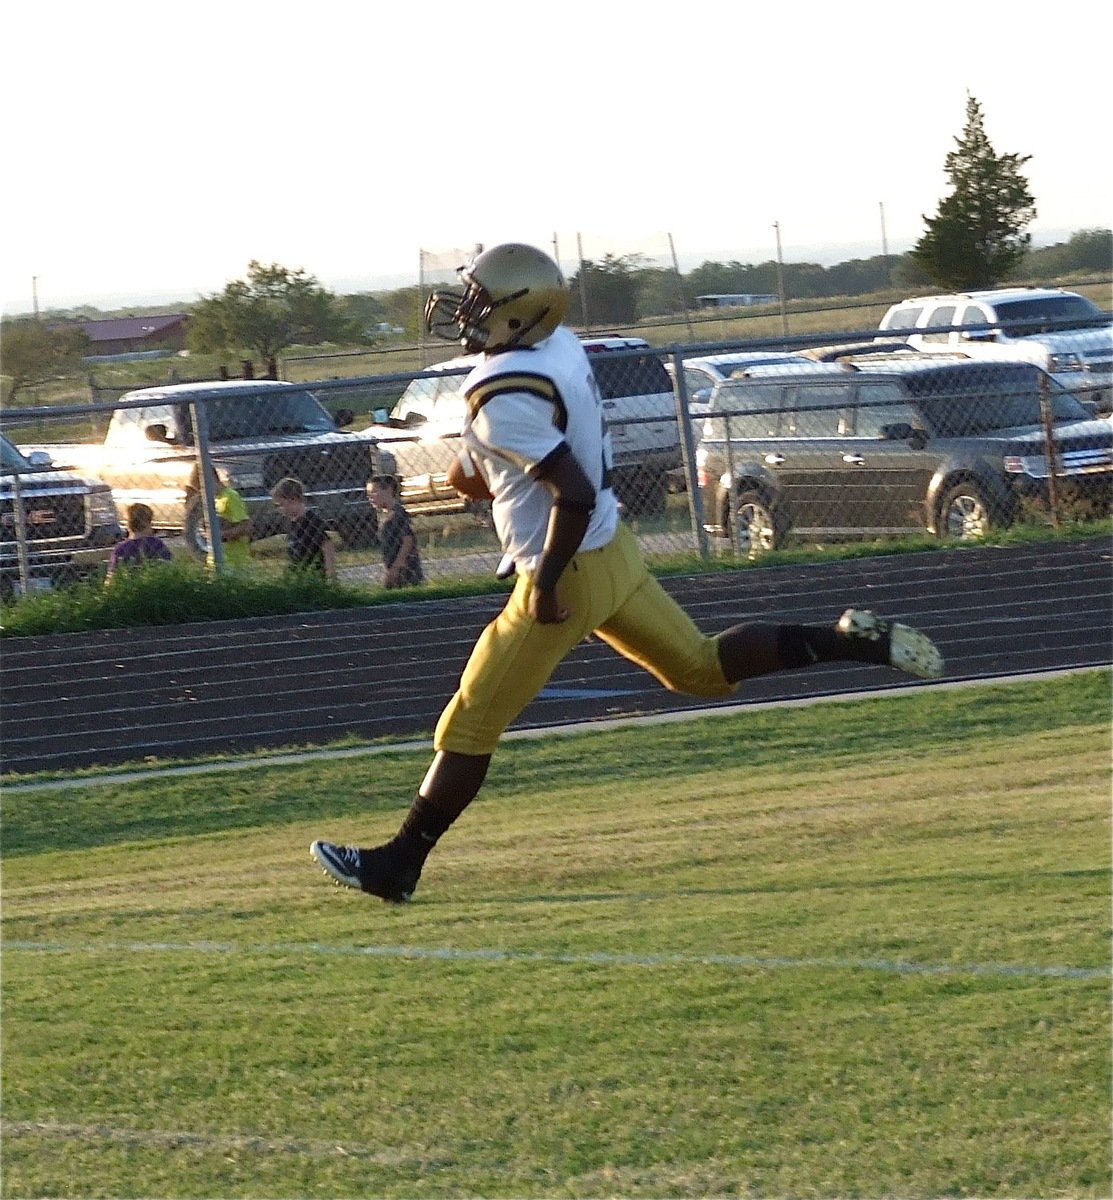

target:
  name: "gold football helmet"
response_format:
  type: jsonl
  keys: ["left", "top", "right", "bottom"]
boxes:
{"left": 424, "top": 243, "right": 568, "bottom": 354}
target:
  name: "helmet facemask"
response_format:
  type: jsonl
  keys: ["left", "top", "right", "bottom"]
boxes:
{"left": 423, "top": 244, "right": 568, "bottom": 355}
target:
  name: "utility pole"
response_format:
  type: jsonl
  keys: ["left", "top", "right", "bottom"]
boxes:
{"left": 879, "top": 201, "right": 891, "bottom": 284}
{"left": 32, "top": 276, "right": 40, "bottom": 319}
{"left": 773, "top": 222, "right": 788, "bottom": 337}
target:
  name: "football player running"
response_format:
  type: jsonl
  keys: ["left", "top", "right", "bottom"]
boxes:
{"left": 310, "top": 243, "right": 944, "bottom": 903}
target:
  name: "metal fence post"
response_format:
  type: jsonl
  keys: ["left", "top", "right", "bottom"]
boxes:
{"left": 189, "top": 398, "right": 226, "bottom": 571}
{"left": 1038, "top": 372, "right": 1061, "bottom": 528}
{"left": 10, "top": 470, "right": 33, "bottom": 595}
{"left": 669, "top": 349, "right": 709, "bottom": 559}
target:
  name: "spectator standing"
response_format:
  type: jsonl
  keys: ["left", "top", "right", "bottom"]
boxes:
{"left": 368, "top": 474, "right": 424, "bottom": 589}
{"left": 106, "top": 503, "right": 172, "bottom": 581}
{"left": 191, "top": 463, "right": 253, "bottom": 572}
{"left": 271, "top": 476, "right": 337, "bottom": 581}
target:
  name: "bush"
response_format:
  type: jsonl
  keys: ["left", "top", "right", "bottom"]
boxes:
{"left": 0, "top": 559, "right": 380, "bottom": 637}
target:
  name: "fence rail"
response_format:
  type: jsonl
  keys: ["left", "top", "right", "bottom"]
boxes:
{"left": 2, "top": 323, "right": 1110, "bottom": 598}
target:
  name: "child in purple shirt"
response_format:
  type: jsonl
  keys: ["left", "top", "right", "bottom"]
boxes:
{"left": 106, "top": 503, "right": 172, "bottom": 580}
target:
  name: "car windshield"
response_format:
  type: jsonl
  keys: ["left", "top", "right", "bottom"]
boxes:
{"left": 591, "top": 354, "right": 673, "bottom": 399}
{"left": 184, "top": 389, "right": 337, "bottom": 439}
{"left": 0, "top": 435, "right": 35, "bottom": 474}
{"left": 917, "top": 386, "right": 1092, "bottom": 437}
{"left": 990, "top": 295, "right": 1106, "bottom": 336}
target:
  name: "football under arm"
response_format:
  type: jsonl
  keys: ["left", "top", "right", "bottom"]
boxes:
{"left": 447, "top": 449, "right": 494, "bottom": 501}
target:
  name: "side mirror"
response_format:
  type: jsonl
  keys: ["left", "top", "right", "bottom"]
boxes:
{"left": 880, "top": 422, "right": 915, "bottom": 441}
{"left": 334, "top": 408, "right": 354, "bottom": 428}
{"left": 372, "top": 408, "right": 391, "bottom": 424}
{"left": 26, "top": 450, "right": 54, "bottom": 468}
{"left": 403, "top": 412, "right": 427, "bottom": 429}
{"left": 144, "top": 423, "right": 170, "bottom": 443}
{"left": 961, "top": 330, "right": 997, "bottom": 344}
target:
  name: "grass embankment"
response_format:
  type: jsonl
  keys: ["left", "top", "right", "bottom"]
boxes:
{"left": 2, "top": 672, "right": 1109, "bottom": 1197}
{"left": 3, "top": 520, "right": 1109, "bottom": 637}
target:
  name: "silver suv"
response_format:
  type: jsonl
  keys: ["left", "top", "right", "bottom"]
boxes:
{"left": 696, "top": 359, "right": 1112, "bottom": 551}
{"left": 878, "top": 288, "right": 1112, "bottom": 410}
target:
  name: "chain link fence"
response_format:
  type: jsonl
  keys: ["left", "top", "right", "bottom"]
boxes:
{"left": 2, "top": 322, "right": 1110, "bottom": 598}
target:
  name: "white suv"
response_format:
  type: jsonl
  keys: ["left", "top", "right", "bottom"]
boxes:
{"left": 375, "top": 334, "right": 680, "bottom": 515}
{"left": 878, "top": 288, "right": 1112, "bottom": 411}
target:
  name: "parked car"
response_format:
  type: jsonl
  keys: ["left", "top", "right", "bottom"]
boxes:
{"left": 696, "top": 359, "right": 1112, "bottom": 552}
{"left": 24, "top": 380, "right": 395, "bottom": 556}
{"left": 667, "top": 350, "right": 813, "bottom": 415}
{"left": 877, "top": 288, "right": 1113, "bottom": 411}
{"left": 1, "top": 432, "right": 123, "bottom": 596}
{"left": 372, "top": 335, "right": 681, "bottom": 516}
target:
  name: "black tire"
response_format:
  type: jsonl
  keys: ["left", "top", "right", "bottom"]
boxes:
{"left": 937, "top": 479, "right": 996, "bottom": 541}
{"left": 727, "top": 489, "right": 785, "bottom": 554}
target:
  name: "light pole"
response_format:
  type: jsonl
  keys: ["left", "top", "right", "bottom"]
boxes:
{"left": 773, "top": 222, "right": 788, "bottom": 337}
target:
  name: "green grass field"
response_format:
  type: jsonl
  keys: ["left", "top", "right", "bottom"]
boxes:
{"left": 2, "top": 673, "right": 1110, "bottom": 1198}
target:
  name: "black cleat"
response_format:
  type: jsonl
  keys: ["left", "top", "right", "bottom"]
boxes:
{"left": 309, "top": 840, "right": 420, "bottom": 903}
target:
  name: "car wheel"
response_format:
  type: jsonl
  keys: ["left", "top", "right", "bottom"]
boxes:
{"left": 938, "top": 480, "right": 994, "bottom": 540}
{"left": 729, "top": 489, "right": 784, "bottom": 554}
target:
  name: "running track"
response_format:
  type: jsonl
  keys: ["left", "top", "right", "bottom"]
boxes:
{"left": 2, "top": 538, "right": 1110, "bottom": 776}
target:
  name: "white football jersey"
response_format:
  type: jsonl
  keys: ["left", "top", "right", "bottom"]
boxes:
{"left": 460, "top": 324, "right": 620, "bottom": 574}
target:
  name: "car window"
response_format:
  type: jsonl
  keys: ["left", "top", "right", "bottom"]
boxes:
{"left": 989, "top": 294, "right": 1105, "bottom": 334}
{"left": 109, "top": 403, "right": 180, "bottom": 443}
{"left": 708, "top": 382, "right": 785, "bottom": 437}
{"left": 854, "top": 384, "right": 919, "bottom": 437}
{"left": 393, "top": 377, "right": 438, "bottom": 423}
{"left": 1, "top": 435, "right": 35, "bottom": 473}
{"left": 922, "top": 305, "right": 957, "bottom": 342}
{"left": 187, "top": 390, "right": 334, "bottom": 439}
{"left": 431, "top": 377, "right": 467, "bottom": 424}
{"left": 787, "top": 384, "right": 847, "bottom": 437}
{"left": 684, "top": 367, "right": 714, "bottom": 394}
{"left": 914, "top": 380, "right": 1091, "bottom": 436}
{"left": 591, "top": 353, "right": 672, "bottom": 399}
{"left": 958, "top": 304, "right": 991, "bottom": 329}
{"left": 885, "top": 305, "right": 924, "bottom": 331}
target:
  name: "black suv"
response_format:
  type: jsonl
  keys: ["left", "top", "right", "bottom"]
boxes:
{"left": 695, "top": 358, "right": 1112, "bottom": 550}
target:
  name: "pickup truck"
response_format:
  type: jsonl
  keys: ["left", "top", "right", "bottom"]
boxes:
{"left": 24, "top": 380, "right": 396, "bottom": 557}
{"left": 370, "top": 336, "right": 682, "bottom": 517}
{"left": 878, "top": 288, "right": 1113, "bottom": 412}
{"left": 1, "top": 432, "right": 124, "bottom": 597}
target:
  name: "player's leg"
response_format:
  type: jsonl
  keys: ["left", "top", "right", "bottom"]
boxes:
{"left": 718, "top": 609, "right": 943, "bottom": 683}
{"left": 312, "top": 565, "right": 603, "bottom": 901}
{"left": 596, "top": 528, "right": 942, "bottom": 690}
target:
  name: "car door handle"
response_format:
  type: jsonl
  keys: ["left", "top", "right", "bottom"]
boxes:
{"left": 764, "top": 453, "right": 785, "bottom": 465}
{"left": 842, "top": 454, "right": 866, "bottom": 465}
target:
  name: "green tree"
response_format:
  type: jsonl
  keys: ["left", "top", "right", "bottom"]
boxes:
{"left": 187, "top": 262, "right": 357, "bottom": 366}
{"left": 566, "top": 254, "right": 642, "bottom": 326}
{"left": 911, "top": 94, "right": 1036, "bottom": 289}
{"left": 0, "top": 318, "right": 88, "bottom": 403}
{"left": 1022, "top": 228, "right": 1112, "bottom": 281}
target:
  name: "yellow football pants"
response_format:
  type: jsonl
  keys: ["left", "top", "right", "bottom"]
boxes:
{"left": 435, "top": 523, "right": 734, "bottom": 756}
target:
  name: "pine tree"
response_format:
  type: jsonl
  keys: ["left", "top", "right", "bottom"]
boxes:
{"left": 911, "top": 94, "right": 1037, "bottom": 289}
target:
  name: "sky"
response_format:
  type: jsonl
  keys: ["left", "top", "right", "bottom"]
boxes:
{"left": 3, "top": 0, "right": 1111, "bottom": 316}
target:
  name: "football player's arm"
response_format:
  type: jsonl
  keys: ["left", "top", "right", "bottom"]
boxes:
{"left": 529, "top": 444, "right": 596, "bottom": 625}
